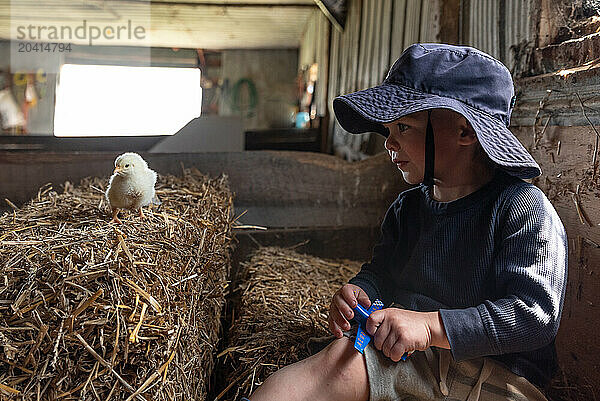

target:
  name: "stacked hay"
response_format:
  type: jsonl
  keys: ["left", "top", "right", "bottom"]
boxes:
{"left": 0, "top": 168, "right": 233, "bottom": 400}
{"left": 218, "top": 247, "right": 362, "bottom": 400}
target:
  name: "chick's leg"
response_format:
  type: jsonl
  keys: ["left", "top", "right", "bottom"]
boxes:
{"left": 138, "top": 208, "right": 145, "bottom": 219}
{"left": 111, "top": 208, "right": 122, "bottom": 224}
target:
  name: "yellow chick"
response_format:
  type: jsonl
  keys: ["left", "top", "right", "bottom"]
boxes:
{"left": 105, "top": 152, "right": 159, "bottom": 224}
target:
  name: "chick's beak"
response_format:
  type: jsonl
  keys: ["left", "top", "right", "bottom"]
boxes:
{"left": 113, "top": 166, "right": 122, "bottom": 174}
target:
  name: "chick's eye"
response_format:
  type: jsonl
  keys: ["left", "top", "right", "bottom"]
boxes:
{"left": 125, "top": 164, "right": 130, "bottom": 168}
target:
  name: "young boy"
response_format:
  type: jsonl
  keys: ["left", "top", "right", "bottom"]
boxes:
{"left": 246, "top": 43, "right": 567, "bottom": 401}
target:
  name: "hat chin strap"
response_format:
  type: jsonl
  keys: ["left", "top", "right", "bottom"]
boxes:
{"left": 423, "top": 109, "right": 435, "bottom": 187}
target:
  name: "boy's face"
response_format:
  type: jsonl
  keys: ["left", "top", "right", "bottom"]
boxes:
{"left": 382, "top": 109, "right": 474, "bottom": 185}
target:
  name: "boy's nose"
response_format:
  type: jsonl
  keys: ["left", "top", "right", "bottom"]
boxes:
{"left": 384, "top": 134, "right": 400, "bottom": 152}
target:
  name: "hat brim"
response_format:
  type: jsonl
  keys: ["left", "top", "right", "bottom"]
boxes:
{"left": 333, "top": 84, "right": 541, "bottom": 179}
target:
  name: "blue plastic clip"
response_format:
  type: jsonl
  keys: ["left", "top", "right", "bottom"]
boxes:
{"left": 352, "top": 299, "right": 409, "bottom": 361}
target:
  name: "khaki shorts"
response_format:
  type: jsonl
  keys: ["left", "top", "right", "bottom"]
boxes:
{"left": 339, "top": 329, "right": 548, "bottom": 401}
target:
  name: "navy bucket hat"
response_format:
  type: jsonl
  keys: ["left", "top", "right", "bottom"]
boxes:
{"left": 333, "top": 43, "right": 541, "bottom": 181}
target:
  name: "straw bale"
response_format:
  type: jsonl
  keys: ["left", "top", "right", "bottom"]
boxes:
{"left": 0, "top": 168, "right": 233, "bottom": 400}
{"left": 219, "top": 247, "right": 361, "bottom": 400}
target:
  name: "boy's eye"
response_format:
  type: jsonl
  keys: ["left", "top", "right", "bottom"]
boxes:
{"left": 397, "top": 123, "right": 409, "bottom": 132}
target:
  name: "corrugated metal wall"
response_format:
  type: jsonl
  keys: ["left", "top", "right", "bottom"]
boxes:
{"left": 465, "top": 0, "right": 534, "bottom": 71}
{"left": 504, "top": 0, "right": 533, "bottom": 69}
{"left": 300, "top": 0, "right": 533, "bottom": 159}
{"left": 325, "top": 0, "right": 440, "bottom": 159}
{"left": 314, "top": 0, "right": 535, "bottom": 159}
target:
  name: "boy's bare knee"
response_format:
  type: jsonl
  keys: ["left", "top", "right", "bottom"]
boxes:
{"left": 312, "top": 337, "right": 369, "bottom": 400}
{"left": 321, "top": 337, "right": 360, "bottom": 368}
{"left": 252, "top": 338, "right": 368, "bottom": 401}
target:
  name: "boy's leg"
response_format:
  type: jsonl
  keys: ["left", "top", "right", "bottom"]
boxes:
{"left": 247, "top": 340, "right": 546, "bottom": 401}
{"left": 362, "top": 346, "right": 547, "bottom": 401}
{"left": 249, "top": 336, "right": 369, "bottom": 401}
{"left": 445, "top": 351, "right": 548, "bottom": 401}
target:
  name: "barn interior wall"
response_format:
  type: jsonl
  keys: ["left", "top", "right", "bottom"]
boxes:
{"left": 1, "top": 40, "right": 298, "bottom": 136}
{"left": 0, "top": 40, "right": 57, "bottom": 135}
{"left": 512, "top": 124, "right": 600, "bottom": 394}
{"left": 219, "top": 49, "right": 299, "bottom": 131}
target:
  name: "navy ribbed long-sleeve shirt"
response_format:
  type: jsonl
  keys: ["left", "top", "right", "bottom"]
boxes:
{"left": 349, "top": 170, "right": 567, "bottom": 388}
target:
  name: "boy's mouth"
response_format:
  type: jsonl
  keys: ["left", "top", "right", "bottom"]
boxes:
{"left": 392, "top": 158, "right": 409, "bottom": 168}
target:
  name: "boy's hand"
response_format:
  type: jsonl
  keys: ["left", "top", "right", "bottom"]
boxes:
{"left": 328, "top": 284, "right": 371, "bottom": 338}
{"left": 365, "top": 308, "right": 449, "bottom": 362}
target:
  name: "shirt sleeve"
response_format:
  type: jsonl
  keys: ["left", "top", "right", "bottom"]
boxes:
{"left": 439, "top": 185, "right": 568, "bottom": 360}
{"left": 349, "top": 198, "right": 401, "bottom": 304}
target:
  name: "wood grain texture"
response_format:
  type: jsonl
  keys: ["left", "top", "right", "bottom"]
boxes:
{"left": 513, "top": 126, "right": 600, "bottom": 393}
{"left": 0, "top": 150, "right": 410, "bottom": 228}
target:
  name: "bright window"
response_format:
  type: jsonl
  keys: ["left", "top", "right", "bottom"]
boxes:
{"left": 54, "top": 64, "right": 201, "bottom": 136}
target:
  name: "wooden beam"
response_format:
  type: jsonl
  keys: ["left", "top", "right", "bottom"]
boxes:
{"left": 0, "top": 151, "right": 409, "bottom": 228}
{"left": 127, "top": 1, "right": 316, "bottom": 8}
{"left": 232, "top": 226, "right": 379, "bottom": 272}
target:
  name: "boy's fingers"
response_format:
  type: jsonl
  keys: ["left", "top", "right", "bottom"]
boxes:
{"left": 390, "top": 342, "right": 407, "bottom": 362}
{"left": 327, "top": 311, "right": 344, "bottom": 336}
{"left": 382, "top": 331, "right": 397, "bottom": 357}
{"left": 329, "top": 304, "right": 351, "bottom": 330}
{"left": 333, "top": 308, "right": 351, "bottom": 331}
{"left": 341, "top": 285, "right": 359, "bottom": 307}
{"left": 366, "top": 310, "right": 384, "bottom": 337}
{"left": 328, "top": 318, "right": 343, "bottom": 338}
{"left": 356, "top": 290, "right": 371, "bottom": 308}
{"left": 368, "top": 312, "right": 388, "bottom": 350}
{"left": 333, "top": 294, "right": 354, "bottom": 321}
{"left": 373, "top": 322, "right": 389, "bottom": 351}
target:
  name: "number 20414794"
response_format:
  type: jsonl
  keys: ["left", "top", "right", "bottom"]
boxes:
{"left": 18, "top": 42, "right": 72, "bottom": 52}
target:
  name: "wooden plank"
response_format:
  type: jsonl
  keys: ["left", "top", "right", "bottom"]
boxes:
{"left": 0, "top": 135, "right": 163, "bottom": 152}
{"left": 379, "top": 0, "right": 392, "bottom": 81}
{"left": 404, "top": 0, "right": 421, "bottom": 50}
{"left": 0, "top": 150, "right": 409, "bottom": 228}
{"left": 439, "top": 0, "right": 460, "bottom": 44}
{"left": 316, "top": 10, "right": 330, "bottom": 118}
{"left": 512, "top": 72, "right": 600, "bottom": 127}
{"left": 232, "top": 225, "right": 380, "bottom": 273}
{"left": 356, "top": 0, "right": 370, "bottom": 90}
{"left": 390, "top": 0, "right": 407, "bottom": 62}
{"left": 236, "top": 205, "right": 389, "bottom": 228}
{"left": 370, "top": 0, "right": 382, "bottom": 87}
{"left": 347, "top": 0, "right": 362, "bottom": 92}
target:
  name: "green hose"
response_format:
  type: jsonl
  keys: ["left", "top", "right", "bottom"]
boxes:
{"left": 230, "top": 78, "right": 258, "bottom": 117}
